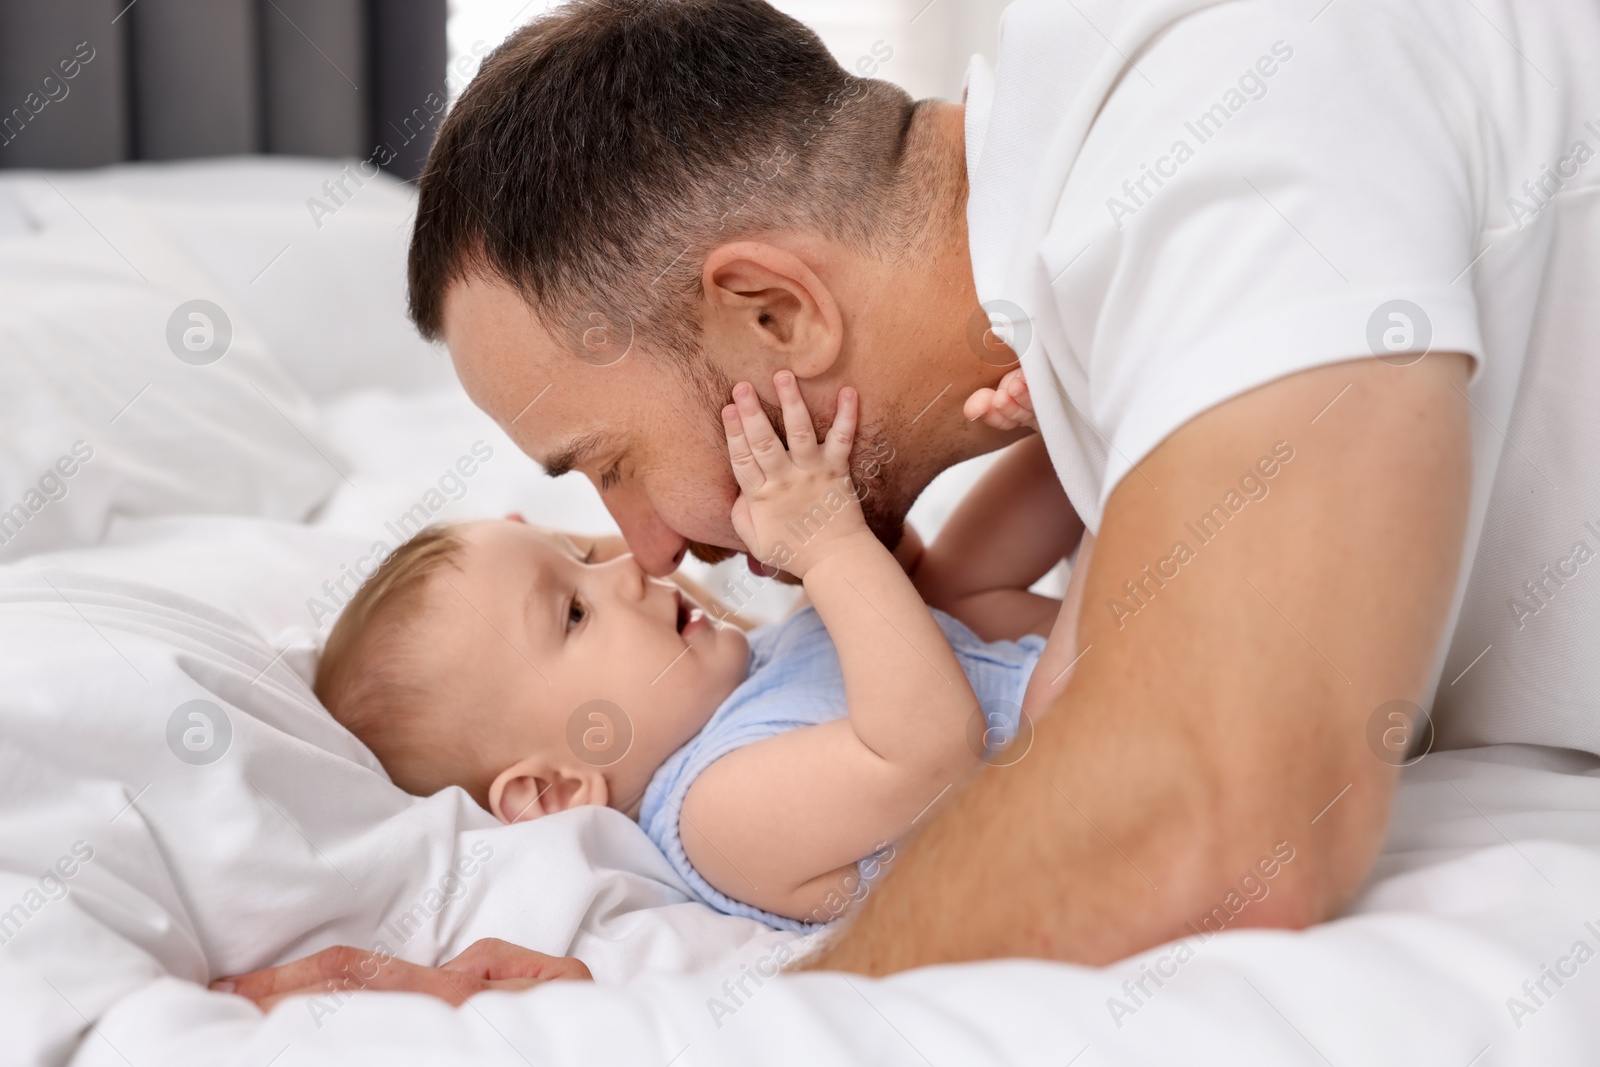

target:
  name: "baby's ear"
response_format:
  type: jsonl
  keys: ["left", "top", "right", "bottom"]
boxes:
{"left": 488, "top": 757, "right": 609, "bottom": 824}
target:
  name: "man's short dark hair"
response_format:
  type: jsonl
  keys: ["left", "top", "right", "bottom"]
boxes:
{"left": 408, "top": 0, "right": 920, "bottom": 356}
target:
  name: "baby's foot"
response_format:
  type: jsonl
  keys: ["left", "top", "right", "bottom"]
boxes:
{"left": 963, "top": 368, "right": 1036, "bottom": 430}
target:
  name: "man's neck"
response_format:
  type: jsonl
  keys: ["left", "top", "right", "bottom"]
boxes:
{"left": 890, "top": 102, "right": 1027, "bottom": 472}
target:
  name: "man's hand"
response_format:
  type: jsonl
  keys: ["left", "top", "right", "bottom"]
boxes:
{"left": 963, "top": 368, "right": 1036, "bottom": 431}
{"left": 211, "top": 938, "right": 591, "bottom": 1012}
{"left": 807, "top": 353, "right": 1474, "bottom": 974}
{"left": 724, "top": 373, "right": 868, "bottom": 579}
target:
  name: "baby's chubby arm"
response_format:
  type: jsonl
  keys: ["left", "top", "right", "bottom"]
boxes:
{"left": 678, "top": 374, "right": 984, "bottom": 921}
{"left": 910, "top": 372, "right": 1085, "bottom": 640}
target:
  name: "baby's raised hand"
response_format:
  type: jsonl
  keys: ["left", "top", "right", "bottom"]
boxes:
{"left": 723, "top": 373, "right": 869, "bottom": 580}
{"left": 963, "top": 368, "right": 1036, "bottom": 431}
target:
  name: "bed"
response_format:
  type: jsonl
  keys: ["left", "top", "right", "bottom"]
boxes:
{"left": 3, "top": 0, "right": 1600, "bottom": 1040}
{"left": 1, "top": 153, "right": 1597, "bottom": 1067}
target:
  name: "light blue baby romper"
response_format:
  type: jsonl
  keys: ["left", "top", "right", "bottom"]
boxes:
{"left": 638, "top": 605, "right": 1045, "bottom": 931}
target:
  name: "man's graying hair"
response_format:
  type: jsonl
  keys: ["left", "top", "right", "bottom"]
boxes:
{"left": 408, "top": 0, "right": 925, "bottom": 357}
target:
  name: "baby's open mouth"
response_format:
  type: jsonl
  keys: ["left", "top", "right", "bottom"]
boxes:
{"left": 674, "top": 590, "right": 706, "bottom": 636}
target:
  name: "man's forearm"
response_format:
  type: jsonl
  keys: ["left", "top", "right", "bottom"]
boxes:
{"left": 806, "top": 355, "right": 1473, "bottom": 973}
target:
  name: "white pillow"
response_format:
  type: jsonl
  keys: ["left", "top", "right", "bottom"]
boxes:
{"left": 0, "top": 158, "right": 456, "bottom": 399}
{"left": 0, "top": 187, "right": 342, "bottom": 559}
{"left": 12, "top": 514, "right": 375, "bottom": 688}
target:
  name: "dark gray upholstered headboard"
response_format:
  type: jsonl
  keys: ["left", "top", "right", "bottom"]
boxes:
{"left": 0, "top": 0, "right": 447, "bottom": 180}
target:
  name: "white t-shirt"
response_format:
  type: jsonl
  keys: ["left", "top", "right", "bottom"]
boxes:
{"left": 964, "top": 0, "right": 1600, "bottom": 754}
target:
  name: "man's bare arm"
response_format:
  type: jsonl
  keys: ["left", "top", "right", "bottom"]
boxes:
{"left": 805, "top": 353, "right": 1473, "bottom": 972}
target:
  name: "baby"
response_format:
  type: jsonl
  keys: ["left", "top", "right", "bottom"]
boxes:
{"left": 316, "top": 370, "right": 1083, "bottom": 929}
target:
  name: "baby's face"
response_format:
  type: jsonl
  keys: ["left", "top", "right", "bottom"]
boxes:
{"left": 430, "top": 519, "right": 749, "bottom": 810}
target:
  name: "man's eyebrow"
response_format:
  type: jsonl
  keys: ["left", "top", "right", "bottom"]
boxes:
{"left": 541, "top": 431, "right": 622, "bottom": 479}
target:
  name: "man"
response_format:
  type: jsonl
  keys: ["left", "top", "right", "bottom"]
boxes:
{"left": 234, "top": 0, "right": 1600, "bottom": 998}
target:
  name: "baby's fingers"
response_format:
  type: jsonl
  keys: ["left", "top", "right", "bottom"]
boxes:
{"left": 1000, "top": 369, "right": 1032, "bottom": 406}
{"left": 963, "top": 388, "right": 999, "bottom": 423}
{"left": 773, "top": 371, "right": 819, "bottom": 465}
{"left": 963, "top": 388, "right": 1021, "bottom": 431}
{"left": 822, "top": 387, "right": 858, "bottom": 472}
{"left": 991, "top": 389, "right": 1032, "bottom": 427}
{"left": 730, "top": 495, "right": 759, "bottom": 555}
{"left": 724, "top": 404, "right": 765, "bottom": 493}
{"left": 732, "top": 382, "right": 791, "bottom": 478}
{"left": 1001, "top": 372, "right": 1035, "bottom": 424}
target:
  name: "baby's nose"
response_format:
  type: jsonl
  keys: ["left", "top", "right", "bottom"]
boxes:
{"left": 602, "top": 553, "right": 649, "bottom": 599}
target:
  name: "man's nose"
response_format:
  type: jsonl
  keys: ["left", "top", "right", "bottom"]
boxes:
{"left": 604, "top": 497, "right": 687, "bottom": 577}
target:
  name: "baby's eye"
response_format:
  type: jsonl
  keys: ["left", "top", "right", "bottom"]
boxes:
{"left": 566, "top": 596, "right": 587, "bottom": 632}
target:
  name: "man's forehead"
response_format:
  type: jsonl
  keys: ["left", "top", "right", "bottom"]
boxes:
{"left": 444, "top": 283, "right": 603, "bottom": 427}
{"left": 443, "top": 278, "right": 560, "bottom": 386}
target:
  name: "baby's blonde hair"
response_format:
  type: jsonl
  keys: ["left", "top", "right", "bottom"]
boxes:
{"left": 314, "top": 524, "right": 498, "bottom": 805}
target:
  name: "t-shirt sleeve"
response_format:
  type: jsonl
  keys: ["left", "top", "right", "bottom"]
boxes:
{"left": 1040, "top": 5, "right": 1487, "bottom": 511}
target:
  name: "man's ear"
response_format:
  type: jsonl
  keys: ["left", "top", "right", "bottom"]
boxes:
{"left": 488, "top": 756, "right": 610, "bottom": 824}
{"left": 702, "top": 241, "right": 843, "bottom": 380}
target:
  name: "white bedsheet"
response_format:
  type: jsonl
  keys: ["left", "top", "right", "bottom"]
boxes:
{"left": 2, "top": 160, "right": 1597, "bottom": 1065}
